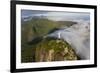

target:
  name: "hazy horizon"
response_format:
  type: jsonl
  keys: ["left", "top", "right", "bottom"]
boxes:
{"left": 21, "top": 10, "right": 90, "bottom": 22}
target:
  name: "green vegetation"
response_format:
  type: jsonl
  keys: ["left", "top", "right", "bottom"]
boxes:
{"left": 21, "top": 18, "right": 77, "bottom": 63}
{"left": 58, "top": 21, "right": 77, "bottom": 27}
{"left": 35, "top": 37, "right": 78, "bottom": 62}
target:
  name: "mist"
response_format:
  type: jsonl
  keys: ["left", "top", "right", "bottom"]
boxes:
{"left": 46, "top": 21, "right": 90, "bottom": 60}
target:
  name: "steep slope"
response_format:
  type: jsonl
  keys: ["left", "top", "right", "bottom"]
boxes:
{"left": 21, "top": 18, "right": 77, "bottom": 63}
{"left": 35, "top": 37, "right": 78, "bottom": 62}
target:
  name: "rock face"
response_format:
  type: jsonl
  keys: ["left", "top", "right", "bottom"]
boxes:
{"left": 35, "top": 37, "right": 78, "bottom": 62}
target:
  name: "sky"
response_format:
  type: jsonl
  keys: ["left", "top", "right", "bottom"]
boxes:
{"left": 21, "top": 10, "right": 90, "bottom": 22}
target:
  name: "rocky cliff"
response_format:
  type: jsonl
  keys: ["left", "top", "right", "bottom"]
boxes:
{"left": 35, "top": 37, "right": 78, "bottom": 62}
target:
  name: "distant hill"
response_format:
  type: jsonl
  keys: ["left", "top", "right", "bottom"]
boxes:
{"left": 58, "top": 21, "right": 77, "bottom": 27}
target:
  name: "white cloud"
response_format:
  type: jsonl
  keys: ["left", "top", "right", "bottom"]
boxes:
{"left": 22, "top": 10, "right": 90, "bottom": 22}
{"left": 44, "top": 12, "right": 90, "bottom": 21}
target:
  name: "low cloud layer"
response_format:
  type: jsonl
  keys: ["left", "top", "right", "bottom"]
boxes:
{"left": 47, "top": 22, "right": 90, "bottom": 59}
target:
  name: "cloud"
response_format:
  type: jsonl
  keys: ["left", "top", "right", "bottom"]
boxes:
{"left": 45, "top": 12, "right": 90, "bottom": 21}
{"left": 21, "top": 10, "right": 90, "bottom": 21}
